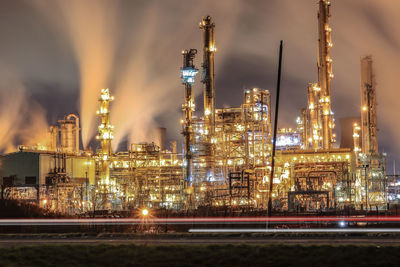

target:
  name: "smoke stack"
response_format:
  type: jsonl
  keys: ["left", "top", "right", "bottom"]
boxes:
{"left": 156, "top": 127, "right": 166, "bottom": 151}
{"left": 339, "top": 117, "right": 360, "bottom": 149}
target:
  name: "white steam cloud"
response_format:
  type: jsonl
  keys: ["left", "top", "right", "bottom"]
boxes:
{"left": 0, "top": 66, "right": 49, "bottom": 152}
{"left": 32, "top": 0, "right": 242, "bottom": 151}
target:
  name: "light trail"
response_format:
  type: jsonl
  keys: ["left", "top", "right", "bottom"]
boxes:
{"left": 189, "top": 228, "right": 400, "bottom": 233}
{"left": 0, "top": 216, "right": 399, "bottom": 226}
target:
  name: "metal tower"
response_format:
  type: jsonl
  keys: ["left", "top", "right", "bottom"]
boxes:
{"left": 181, "top": 49, "right": 199, "bottom": 185}
{"left": 317, "top": 0, "right": 335, "bottom": 149}
{"left": 96, "top": 88, "right": 114, "bottom": 185}
{"left": 360, "top": 56, "right": 378, "bottom": 155}
{"left": 200, "top": 15, "right": 216, "bottom": 135}
{"left": 200, "top": 15, "right": 216, "bottom": 181}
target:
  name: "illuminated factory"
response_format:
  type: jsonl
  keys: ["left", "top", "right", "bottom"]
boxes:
{"left": 0, "top": 0, "right": 389, "bottom": 214}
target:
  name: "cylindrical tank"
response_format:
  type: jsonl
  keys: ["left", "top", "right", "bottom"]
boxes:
{"left": 58, "top": 114, "right": 80, "bottom": 153}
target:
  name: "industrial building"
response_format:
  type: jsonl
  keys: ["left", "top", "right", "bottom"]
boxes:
{"left": 0, "top": 0, "right": 389, "bottom": 215}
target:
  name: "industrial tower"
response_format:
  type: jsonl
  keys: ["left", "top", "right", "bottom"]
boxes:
{"left": 304, "top": 0, "right": 336, "bottom": 150}
{"left": 181, "top": 49, "right": 199, "bottom": 185}
{"left": 318, "top": 0, "right": 335, "bottom": 149}
{"left": 200, "top": 15, "right": 216, "bottom": 180}
{"left": 317, "top": 0, "right": 335, "bottom": 149}
{"left": 96, "top": 88, "right": 114, "bottom": 185}
{"left": 360, "top": 56, "right": 379, "bottom": 155}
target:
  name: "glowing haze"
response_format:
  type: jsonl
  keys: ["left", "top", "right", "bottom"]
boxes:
{"left": 32, "top": 0, "right": 242, "bottom": 150}
{"left": 0, "top": 67, "right": 49, "bottom": 152}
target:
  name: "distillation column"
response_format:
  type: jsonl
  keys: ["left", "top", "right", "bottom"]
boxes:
{"left": 181, "top": 49, "right": 199, "bottom": 185}
{"left": 96, "top": 88, "right": 114, "bottom": 185}
{"left": 200, "top": 15, "right": 216, "bottom": 180}
{"left": 360, "top": 56, "right": 378, "bottom": 155}
{"left": 317, "top": 0, "right": 335, "bottom": 149}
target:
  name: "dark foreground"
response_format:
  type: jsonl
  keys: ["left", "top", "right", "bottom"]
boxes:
{"left": 1, "top": 244, "right": 400, "bottom": 266}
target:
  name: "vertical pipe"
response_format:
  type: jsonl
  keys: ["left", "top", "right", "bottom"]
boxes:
{"left": 75, "top": 116, "right": 80, "bottom": 153}
{"left": 268, "top": 40, "right": 283, "bottom": 219}
{"left": 394, "top": 160, "right": 396, "bottom": 176}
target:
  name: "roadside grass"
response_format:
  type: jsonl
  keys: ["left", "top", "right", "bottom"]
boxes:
{"left": 0, "top": 244, "right": 399, "bottom": 266}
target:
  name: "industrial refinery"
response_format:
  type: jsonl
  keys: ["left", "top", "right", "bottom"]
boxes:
{"left": 0, "top": 0, "right": 392, "bottom": 215}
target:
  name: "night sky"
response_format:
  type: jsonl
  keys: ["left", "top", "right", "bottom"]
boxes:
{"left": 0, "top": 0, "right": 399, "bottom": 172}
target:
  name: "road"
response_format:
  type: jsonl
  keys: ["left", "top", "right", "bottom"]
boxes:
{"left": 1, "top": 237, "right": 400, "bottom": 246}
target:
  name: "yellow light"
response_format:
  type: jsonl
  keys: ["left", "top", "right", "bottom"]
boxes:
{"left": 205, "top": 108, "right": 211, "bottom": 116}
{"left": 141, "top": 208, "right": 149, "bottom": 216}
{"left": 42, "top": 199, "right": 47, "bottom": 205}
{"left": 362, "top": 106, "right": 367, "bottom": 111}
{"left": 313, "top": 85, "right": 320, "bottom": 91}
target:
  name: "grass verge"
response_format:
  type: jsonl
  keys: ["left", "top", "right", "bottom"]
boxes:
{"left": 0, "top": 244, "right": 399, "bottom": 266}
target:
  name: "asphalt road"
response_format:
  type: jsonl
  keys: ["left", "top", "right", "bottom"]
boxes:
{"left": 1, "top": 238, "right": 400, "bottom": 246}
